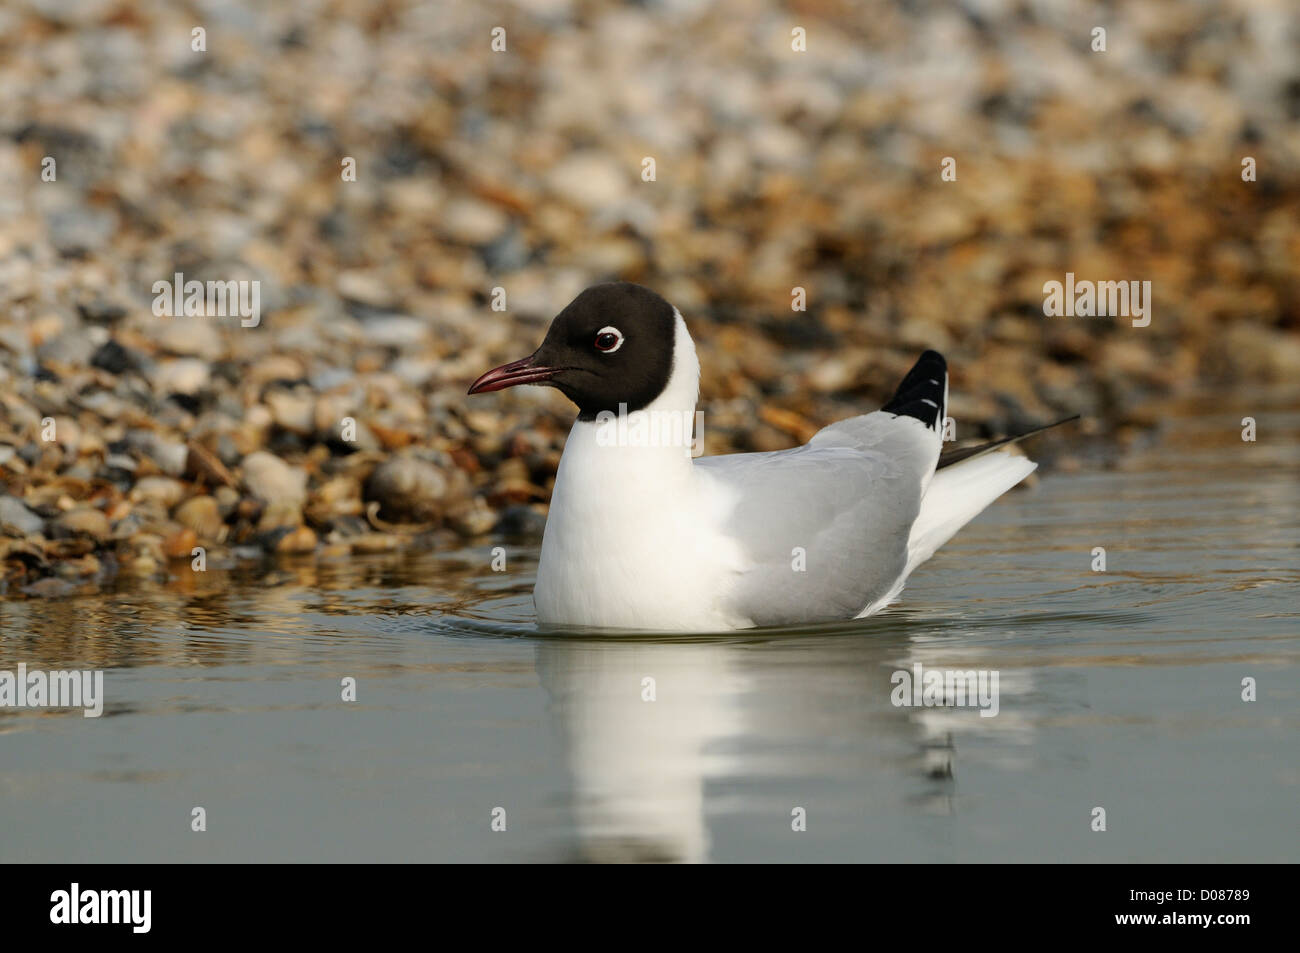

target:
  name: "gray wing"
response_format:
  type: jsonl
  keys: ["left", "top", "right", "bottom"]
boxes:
{"left": 695, "top": 411, "right": 941, "bottom": 626}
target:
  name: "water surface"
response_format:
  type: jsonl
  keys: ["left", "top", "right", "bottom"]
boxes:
{"left": 2, "top": 396, "right": 1297, "bottom": 862}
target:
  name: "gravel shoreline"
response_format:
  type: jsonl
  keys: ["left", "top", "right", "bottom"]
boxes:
{"left": 2, "top": 0, "right": 1297, "bottom": 596}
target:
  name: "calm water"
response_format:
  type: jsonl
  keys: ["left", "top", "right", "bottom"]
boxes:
{"left": 2, "top": 395, "right": 1297, "bottom": 863}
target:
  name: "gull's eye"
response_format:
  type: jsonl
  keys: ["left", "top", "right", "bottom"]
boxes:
{"left": 594, "top": 326, "right": 624, "bottom": 353}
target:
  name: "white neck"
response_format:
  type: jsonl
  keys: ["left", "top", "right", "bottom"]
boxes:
{"left": 568, "top": 309, "right": 701, "bottom": 471}
{"left": 642, "top": 310, "right": 701, "bottom": 418}
{"left": 535, "top": 311, "right": 746, "bottom": 630}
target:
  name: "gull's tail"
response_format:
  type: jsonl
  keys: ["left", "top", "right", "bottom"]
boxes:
{"left": 905, "top": 415, "right": 1080, "bottom": 575}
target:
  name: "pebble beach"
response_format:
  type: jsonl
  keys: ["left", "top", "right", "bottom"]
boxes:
{"left": 2, "top": 0, "right": 1297, "bottom": 597}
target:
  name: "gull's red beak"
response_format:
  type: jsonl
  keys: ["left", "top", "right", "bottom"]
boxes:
{"left": 467, "top": 354, "right": 561, "bottom": 394}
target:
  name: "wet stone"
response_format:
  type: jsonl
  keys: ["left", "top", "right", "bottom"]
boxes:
{"left": 0, "top": 496, "right": 46, "bottom": 536}
{"left": 364, "top": 456, "right": 448, "bottom": 523}
{"left": 49, "top": 508, "right": 111, "bottom": 543}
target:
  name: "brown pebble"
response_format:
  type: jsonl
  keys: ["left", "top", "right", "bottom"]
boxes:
{"left": 43, "top": 537, "right": 96, "bottom": 559}
{"left": 364, "top": 456, "right": 447, "bottom": 523}
{"left": 447, "top": 498, "right": 497, "bottom": 537}
{"left": 23, "top": 577, "right": 78, "bottom": 598}
{"left": 214, "top": 486, "right": 241, "bottom": 516}
{"left": 369, "top": 423, "right": 418, "bottom": 450}
{"left": 56, "top": 554, "right": 101, "bottom": 578}
{"left": 130, "top": 476, "right": 186, "bottom": 508}
{"left": 129, "top": 555, "right": 159, "bottom": 575}
{"left": 350, "top": 534, "right": 400, "bottom": 554}
{"left": 258, "top": 501, "right": 303, "bottom": 531}
{"left": 174, "top": 496, "right": 224, "bottom": 540}
{"left": 163, "top": 528, "right": 199, "bottom": 559}
{"left": 186, "top": 441, "right": 236, "bottom": 488}
{"left": 275, "top": 525, "right": 317, "bottom": 554}
{"left": 50, "top": 508, "right": 111, "bottom": 543}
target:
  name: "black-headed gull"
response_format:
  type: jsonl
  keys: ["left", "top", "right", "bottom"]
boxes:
{"left": 470, "top": 282, "right": 1072, "bottom": 631}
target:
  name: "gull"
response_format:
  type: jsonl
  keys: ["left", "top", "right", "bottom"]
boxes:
{"left": 469, "top": 282, "right": 1073, "bottom": 631}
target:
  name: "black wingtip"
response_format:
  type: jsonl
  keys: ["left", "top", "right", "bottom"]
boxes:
{"left": 882, "top": 350, "right": 947, "bottom": 431}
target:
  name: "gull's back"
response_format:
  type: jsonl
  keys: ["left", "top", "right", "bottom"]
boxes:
{"left": 694, "top": 409, "right": 942, "bottom": 626}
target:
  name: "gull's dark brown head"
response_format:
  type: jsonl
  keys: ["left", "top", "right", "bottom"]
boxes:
{"left": 468, "top": 282, "right": 678, "bottom": 420}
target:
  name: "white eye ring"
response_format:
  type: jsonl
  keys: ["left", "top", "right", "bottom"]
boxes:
{"left": 594, "top": 326, "right": 624, "bottom": 353}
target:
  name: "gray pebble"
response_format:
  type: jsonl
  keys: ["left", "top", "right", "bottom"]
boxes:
{"left": 0, "top": 496, "right": 46, "bottom": 536}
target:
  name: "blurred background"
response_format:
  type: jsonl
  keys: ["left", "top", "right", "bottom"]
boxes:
{"left": 1, "top": 0, "right": 1298, "bottom": 590}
